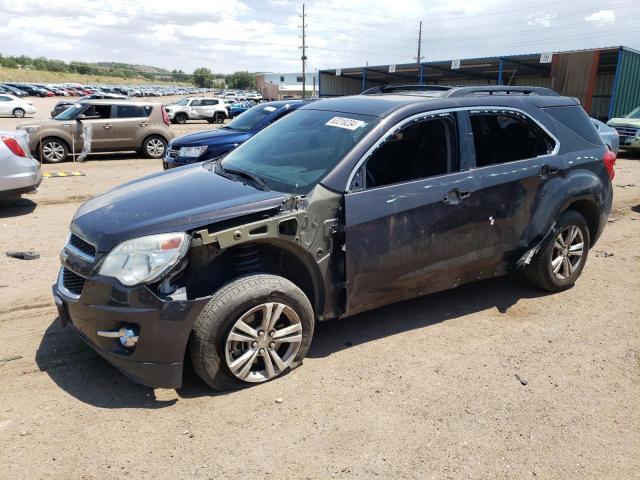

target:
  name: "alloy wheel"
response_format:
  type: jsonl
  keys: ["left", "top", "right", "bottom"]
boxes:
{"left": 224, "top": 302, "right": 303, "bottom": 383}
{"left": 551, "top": 225, "right": 584, "bottom": 280}
{"left": 42, "top": 141, "right": 65, "bottom": 162}
{"left": 13, "top": 108, "right": 25, "bottom": 118}
{"left": 146, "top": 138, "right": 165, "bottom": 157}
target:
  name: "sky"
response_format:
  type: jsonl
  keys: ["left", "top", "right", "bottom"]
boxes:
{"left": 1, "top": 0, "right": 639, "bottom": 74}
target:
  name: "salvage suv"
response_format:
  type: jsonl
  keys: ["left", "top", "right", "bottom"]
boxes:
{"left": 52, "top": 85, "right": 615, "bottom": 390}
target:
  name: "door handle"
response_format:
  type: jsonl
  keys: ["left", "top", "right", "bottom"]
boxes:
{"left": 103, "top": 124, "right": 112, "bottom": 129}
{"left": 538, "top": 165, "right": 558, "bottom": 177}
{"left": 443, "top": 189, "right": 471, "bottom": 205}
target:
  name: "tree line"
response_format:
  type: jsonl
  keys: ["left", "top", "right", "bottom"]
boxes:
{"left": 0, "top": 53, "right": 256, "bottom": 89}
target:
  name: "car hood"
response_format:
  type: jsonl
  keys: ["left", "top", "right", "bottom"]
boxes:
{"left": 71, "top": 163, "right": 287, "bottom": 252}
{"left": 607, "top": 118, "right": 640, "bottom": 128}
{"left": 171, "top": 128, "right": 253, "bottom": 147}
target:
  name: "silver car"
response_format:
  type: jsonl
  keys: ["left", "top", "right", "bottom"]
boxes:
{"left": 0, "top": 130, "right": 42, "bottom": 199}
{"left": 592, "top": 118, "right": 619, "bottom": 154}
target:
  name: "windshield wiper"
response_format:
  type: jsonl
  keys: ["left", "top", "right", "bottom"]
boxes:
{"left": 215, "top": 162, "right": 268, "bottom": 191}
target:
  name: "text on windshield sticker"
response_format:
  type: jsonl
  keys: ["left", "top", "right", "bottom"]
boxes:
{"left": 325, "top": 117, "right": 367, "bottom": 130}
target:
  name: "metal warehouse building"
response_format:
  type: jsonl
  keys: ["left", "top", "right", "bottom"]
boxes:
{"left": 318, "top": 46, "right": 640, "bottom": 120}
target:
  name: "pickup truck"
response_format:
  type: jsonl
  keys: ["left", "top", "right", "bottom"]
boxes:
{"left": 607, "top": 106, "right": 640, "bottom": 152}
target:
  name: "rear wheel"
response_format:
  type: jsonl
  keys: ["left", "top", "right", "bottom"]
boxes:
{"left": 190, "top": 274, "right": 314, "bottom": 391}
{"left": 525, "top": 210, "right": 590, "bottom": 292}
{"left": 39, "top": 138, "right": 68, "bottom": 163}
{"left": 142, "top": 135, "right": 167, "bottom": 159}
{"left": 175, "top": 113, "right": 187, "bottom": 124}
{"left": 12, "top": 108, "right": 25, "bottom": 118}
{"left": 214, "top": 112, "right": 225, "bottom": 124}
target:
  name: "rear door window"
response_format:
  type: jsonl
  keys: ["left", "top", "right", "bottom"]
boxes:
{"left": 116, "top": 105, "right": 152, "bottom": 118}
{"left": 469, "top": 111, "right": 555, "bottom": 167}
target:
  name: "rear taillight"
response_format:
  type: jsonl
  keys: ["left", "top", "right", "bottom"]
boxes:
{"left": 1, "top": 136, "right": 26, "bottom": 157}
{"left": 161, "top": 106, "right": 170, "bottom": 126}
{"left": 603, "top": 149, "right": 616, "bottom": 180}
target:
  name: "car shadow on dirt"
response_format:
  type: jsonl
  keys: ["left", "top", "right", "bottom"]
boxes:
{"left": 36, "top": 276, "right": 550, "bottom": 407}
{"left": 307, "top": 276, "right": 550, "bottom": 359}
{"left": 0, "top": 198, "right": 37, "bottom": 217}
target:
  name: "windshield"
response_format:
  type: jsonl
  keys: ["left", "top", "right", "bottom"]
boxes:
{"left": 54, "top": 103, "right": 85, "bottom": 120}
{"left": 626, "top": 107, "right": 640, "bottom": 119}
{"left": 221, "top": 109, "right": 380, "bottom": 194}
{"left": 226, "top": 104, "right": 283, "bottom": 132}
{"left": 174, "top": 98, "right": 189, "bottom": 106}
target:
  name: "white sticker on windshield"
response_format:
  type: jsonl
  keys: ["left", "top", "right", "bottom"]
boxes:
{"left": 264, "top": 106, "right": 276, "bottom": 112}
{"left": 325, "top": 116, "right": 367, "bottom": 130}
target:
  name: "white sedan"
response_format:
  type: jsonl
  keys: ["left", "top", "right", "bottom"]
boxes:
{"left": 0, "top": 94, "right": 36, "bottom": 118}
{"left": 0, "top": 131, "right": 42, "bottom": 200}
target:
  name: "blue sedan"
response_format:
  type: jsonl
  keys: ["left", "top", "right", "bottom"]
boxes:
{"left": 164, "top": 101, "right": 308, "bottom": 169}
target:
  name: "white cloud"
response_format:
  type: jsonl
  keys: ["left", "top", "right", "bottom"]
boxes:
{"left": 585, "top": 10, "right": 616, "bottom": 23}
{"left": 527, "top": 13, "right": 557, "bottom": 27}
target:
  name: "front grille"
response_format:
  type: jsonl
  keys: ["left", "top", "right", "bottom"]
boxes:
{"left": 614, "top": 126, "right": 638, "bottom": 137}
{"left": 67, "top": 234, "right": 96, "bottom": 261}
{"left": 168, "top": 148, "right": 179, "bottom": 158}
{"left": 63, "top": 268, "right": 86, "bottom": 295}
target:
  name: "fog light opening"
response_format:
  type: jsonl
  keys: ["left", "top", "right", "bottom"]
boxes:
{"left": 118, "top": 326, "right": 139, "bottom": 348}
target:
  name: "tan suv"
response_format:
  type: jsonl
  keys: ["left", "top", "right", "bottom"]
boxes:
{"left": 17, "top": 100, "right": 174, "bottom": 163}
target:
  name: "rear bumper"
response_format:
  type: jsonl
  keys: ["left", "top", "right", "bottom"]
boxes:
{"left": 0, "top": 162, "right": 42, "bottom": 198}
{"left": 52, "top": 268, "right": 209, "bottom": 389}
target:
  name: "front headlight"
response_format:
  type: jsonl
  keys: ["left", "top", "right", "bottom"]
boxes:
{"left": 21, "top": 126, "right": 38, "bottom": 133}
{"left": 98, "top": 232, "right": 189, "bottom": 286}
{"left": 179, "top": 145, "right": 208, "bottom": 158}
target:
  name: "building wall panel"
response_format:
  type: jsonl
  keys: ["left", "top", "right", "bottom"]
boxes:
{"left": 613, "top": 48, "right": 640, "bottom": 117}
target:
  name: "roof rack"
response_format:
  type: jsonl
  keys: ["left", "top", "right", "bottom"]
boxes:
{"left": 361, "top": 85, "right": 453, "bottom": 95}
{"left": 444, "top": 86, "right": 559, "bottom": 97}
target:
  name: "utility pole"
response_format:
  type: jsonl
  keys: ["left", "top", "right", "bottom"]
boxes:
{"left": 416, "top": 20, "right": 423, "bottom": 64}
{"left": 300, "top": 3, "right": 308, "bottom": 99}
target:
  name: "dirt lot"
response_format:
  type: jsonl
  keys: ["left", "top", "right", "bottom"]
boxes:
{"left": 0, "top": 97, "right": 639, "bottom": 479}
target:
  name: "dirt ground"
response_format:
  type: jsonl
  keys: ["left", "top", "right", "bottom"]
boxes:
{"left": 0, "top": 96, "right": 639, "bottom": 479}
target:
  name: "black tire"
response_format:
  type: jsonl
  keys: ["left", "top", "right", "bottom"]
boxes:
{"left": 215, "top": 112, "right": 225, "bottom": 124}
{"left": 525, "top": 210, "right": 590, "bottom": 292}
{"left": 175, "top": 113, "right": 187, "bottom": 124}
{"left": 12, "top": 108, "right": 25, "bottom": 118}
{"left": 189, "top": 274, "right": 315, "bottom": 391}
{"left": 142, "top": 135, "right": 167, "bottom": 159}
{"left": 39, "top": 138, "right": 68, "bottom": 163}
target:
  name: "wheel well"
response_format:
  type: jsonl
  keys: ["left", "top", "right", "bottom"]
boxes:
{"left": 39, "top": 136, "right": 70, "bottom": 153}
{"left": 564, "top": 199, "right": 599, "bottom": 245}
{"left": 142, "top": 134, "right": 167, "bottom": 147}
{"left": 12, "top": 107, "right": 25, "bottom": 113}
{"left": 179, "top": 242, "right": 322, "bottom": 317}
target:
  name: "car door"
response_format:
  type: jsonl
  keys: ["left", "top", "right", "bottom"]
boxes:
{"left": 189, "top": 99, "right": 205, "bottom": 119}
{"left": 463, "top": 108, "right": 564, "bottom": 271}
{"left": 75, "top": 104, "right": 115, "bottom": 151}
{"left": 112, "top": 104, "right": 152, "bottom": 148}
{"left": 0, "top": 95, "right": 12, "bottom": 115}
{"left": 343, "top": 112, "right": 480, "bottom": 316}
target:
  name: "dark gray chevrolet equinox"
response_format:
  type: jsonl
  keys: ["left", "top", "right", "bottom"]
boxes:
{"left": 52, "top": 85, "right": 615, "bottom": 390}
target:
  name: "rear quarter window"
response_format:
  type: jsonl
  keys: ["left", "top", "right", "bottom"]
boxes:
{"left": 543, "top": 105, "right": 602, "bottom": 145}
{"left": 116, "top": 105, "right": 152, "bottom": 118}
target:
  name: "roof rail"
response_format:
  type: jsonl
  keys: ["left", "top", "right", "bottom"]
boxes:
{"left": 362, "top": 84, "right": 453, "bottom": 95}
{"left": 444, "top": 86, "right": 560, "bottom": 97}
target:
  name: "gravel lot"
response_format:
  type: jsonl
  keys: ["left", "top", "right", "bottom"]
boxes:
{"left": 0, "top": 96, "right": 639, "bottom": 479}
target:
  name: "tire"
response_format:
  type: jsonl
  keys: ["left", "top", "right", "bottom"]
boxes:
{"left": 525, "top": 210, "right": 590, "bottom": 292}
{"left": 142, "top": 135, "right": 167, "bottom": 159}
{"left": 215, "top": 112, "right": 225, "bottom": 124}
{"left": 12, "top": 108, "right": 25, "bottom": 118}
{"left": 190, "top": 274, "right": 315, "bottom": 391}
{"left": 175, "top": 113, "right": 187, "bottom": 124}
{"left": 39, "top": 138, "right": 68, "bottom": 163}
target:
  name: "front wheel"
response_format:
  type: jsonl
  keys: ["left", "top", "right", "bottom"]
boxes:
{"left": 190, "top": 274, "right": 315, "bottom": 391}
{"left": 525, "top": 210, "right": 590, "bottom": 292}
{"left": 142, "top": 135, "right": 167, "bottom": 159}
{"left": 39, "top": 138, "right": 68, "bottom": 163}
{"left": 12, "top": 108, "right": 25, "bottom": 118}
{"left": 174, "top": 113, "right": 187, "bottom": 124}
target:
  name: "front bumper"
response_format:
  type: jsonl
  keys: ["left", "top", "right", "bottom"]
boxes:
{"left": 52, "top": 267, "right": 209, "bottom": 389}
{"left": 619, "top": 136, "right": 640, "bottom": 151}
